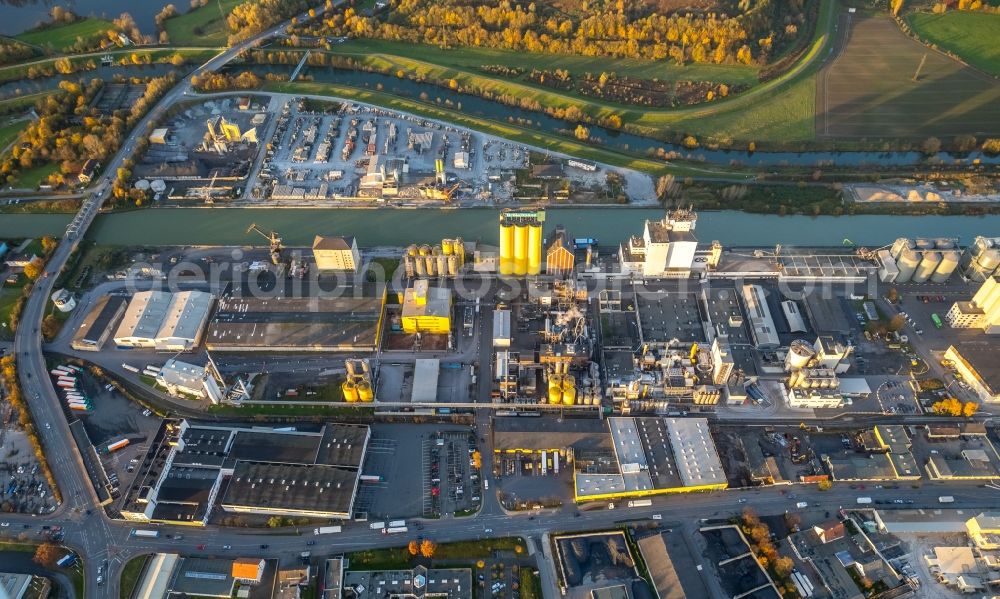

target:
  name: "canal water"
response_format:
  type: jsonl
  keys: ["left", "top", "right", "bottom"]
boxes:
{"left": 2, "top": 208, "right": 998, "bottom": 247}
{"left": 241, "top": 64, "right": 1000, "bottom": 168}
{"left": 0, "top": 63, "right": 175, "bottom": 101}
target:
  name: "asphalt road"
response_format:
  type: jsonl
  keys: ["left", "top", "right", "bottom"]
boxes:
{"left": 8, "top": 8, "right": 330, "bottom": 597}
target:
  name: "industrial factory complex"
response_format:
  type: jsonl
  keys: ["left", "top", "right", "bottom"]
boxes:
{"left": 120, "top": 420, "right": 370, "bottom": 525}
{"left": 50, "top": 200, "right": 1000, "bottom": 518}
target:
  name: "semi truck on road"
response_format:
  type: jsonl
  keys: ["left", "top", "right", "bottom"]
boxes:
{"left": 383, "top": 526, "right": 408, "bottom": 534}
{"left": 939, "top": 496, "right": 955, "bottom": 503}
{"left": 628, "top": 499, "right": 652, "bottom": 508}
{"left": 314, "top": 526, "right": 342, "bottom": 535}
{"left": 857, "top": 497, "right": 872, "bottom": 505}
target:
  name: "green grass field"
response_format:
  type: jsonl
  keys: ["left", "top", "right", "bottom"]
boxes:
{"left": 16, "top": 163, "right": 59, "bottom": 189}
{"left": 817, "top": 15, "right": 1000, "bottom": 138}
{"left": 16, "top": 18, "right": 114, "bottom": 51}
{"left": 165, "top": 0, "right": 245, "bottom": 46}
{"left": 908, "top": 12, "right": 1000, "bottom": 76}
{"left": 0, "top": 274, "right": 27, "bottom": 340}
{"left": 0, "top": 119, "right": 26, "bottom": 153}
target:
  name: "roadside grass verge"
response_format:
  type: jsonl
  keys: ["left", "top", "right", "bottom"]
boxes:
{"left": 119, "top": 555, "right": 149, "bottom": 599}
{"left": 907, "top": 12, "right": 1000, "bottom": 76}
{"left": 165, "top": 0, "right": 246, "bottom": 46}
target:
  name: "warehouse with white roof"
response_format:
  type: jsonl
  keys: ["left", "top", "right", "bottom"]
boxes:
{"left": 113, "top": 290, "right": 214, "bottom": 351}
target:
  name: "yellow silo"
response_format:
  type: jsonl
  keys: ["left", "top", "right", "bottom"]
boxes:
{"left": 418, "top": 245, "right": 431, "bottom": 256}
{"left": 342, "top": 380, "right": 359, "bottom": 402}
{"left": 548, "top": 375, "right": 563, "bottom": 404}
{"left": 358, "top": 382, "right": 374, "bottom": 402}
{"left": 562, "top": 377, "right": 577, "bottom": 406}
{"left": 454, "top": 237, "right": 465, "bottom": 264}
{"left": 527, "top": 224, "right": 542, "bottom": 276}
{"left": 407, "top": 245, "right": 418, "bottom": 257}
{"left": 514, "top": 225, "right": 528, "bottom": 276}
{"left": 442, "top": 239, "right": 454, "bottom": 256}
{"left": 499, "top": 224, "right": 514, "bottom": 275}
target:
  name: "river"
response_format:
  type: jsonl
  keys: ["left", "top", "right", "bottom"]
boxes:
{"left": 2, "top": 208, "right": 998, "bottom": 247}
{"left": 0, "top": 0, "right": 172, "bottom": 36}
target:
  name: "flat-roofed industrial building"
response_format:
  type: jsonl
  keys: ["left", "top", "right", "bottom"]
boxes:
{"left": 205, "top": 290, "right": 385, "bottom": 352}
{"left": 112, "top": 290, "right": 214, "bottom": 351}
{"left": 120, "top": 420, "right": 370, "bottom": 525}
{"left": 71, "top": 295, "right": 127, "bottom": 351}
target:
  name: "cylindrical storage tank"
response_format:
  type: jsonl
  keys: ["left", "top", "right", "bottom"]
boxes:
{"left": 970, "top": 249, "right": 1000, "bottom": 282}
{"left": 562, "top": 377, "right": 576, "bottom": 406}
{"left": 913, "top": 251, "right": 941, "bottom": 283}
{"left": 442, "top": 239, "right": 454, "bottom": 255}
{"left": 342, "top": 380, "right": 359, "bottom": 402}
{"left": 407, "top": 245, "right": 418, "bottom": 257}
{"left": 931, "top": 250, "right": 961, "bottom": 283}
{"left": 134, "top": 179, "right": 151, "bottom": 191}
{"left": 527, "top": 224, "right": 542, "bottom": 276}
{"left": 895, "top": 248, "right": 920, "bottom": 283}
{"left": 785, "top": 340, "right": 815, "bottom": 370}
{"left": 419, "top": 245, "right": 431, "bottom": 256}
{"left": 454, "top": 237, "right": 465, "bottom": 264}
{"left": 358, "top": 382, "right": 374, "bottom": 402}
{"left": 915, "top": 238, "right": 935, "bottom": 250}
{"left": 346, "top": 361, "right": 356, "bottom": 377}
{"left": 437, "top": 254, "right": 448, "bottom": 277}
{"left": 404, "top": 256, "right": 415, "bottom": 278}
{"left": 935, "top": 238, "right": 955, "bottom": 250}
{"left": 548, "top": 375, "right": 562, "bottom": 404}
{"left": 499, "top": 224, "right": 514, "bottom": 275}
{"left": 890, "top": 238, "right": 913, "bottom": 260}
{"left": 447, "top": 255, "right": 459, "bottom": 276}
{"left": 414, "top": 256, "right": 426, "bottom": 277}
{"left": 425, "top": 254, "right": 437, "bottom": 277}
{"left": 513, "top": 225, "right": 528, "bottom": 276}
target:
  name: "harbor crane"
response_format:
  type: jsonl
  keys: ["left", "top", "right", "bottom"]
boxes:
{"left": 246, "top": 223, "right": 283, "bottom": 265}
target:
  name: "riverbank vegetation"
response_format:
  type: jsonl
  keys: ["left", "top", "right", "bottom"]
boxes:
{"left": 15, "top": 7, "right": 149, "bottom": 53}
{"left": 0, "top": 39, "right": 37, "bottom": 67}
{"left": 293, "top": 0, "right": 812, "bottom": 67}
{"left": 0, "top": 48, "right": 214, "bottom": 86}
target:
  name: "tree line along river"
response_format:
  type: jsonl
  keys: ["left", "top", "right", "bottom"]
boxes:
{"left": 2, "top": 208, "right": 999, "bottom": 248}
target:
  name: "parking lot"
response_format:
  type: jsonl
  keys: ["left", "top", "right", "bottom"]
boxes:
{"left": 425, "top": 429, "right": 482, "bottom": 517}
{"left": 354, "top": 424, "right": 480, "bottom": 520}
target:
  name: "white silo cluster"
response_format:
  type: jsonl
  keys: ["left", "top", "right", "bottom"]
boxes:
{"left": 883, "top": 237, "right": 961, "bottom": 283}
{"left": 961, "top": 236, "right": 1000, "bottom": 282}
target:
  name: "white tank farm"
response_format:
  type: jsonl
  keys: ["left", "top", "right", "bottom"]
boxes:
{"left": 962, "top": 236, "right": 994, "bottom": 271}
{"left": 934, "top": 238, "right": 955, "bottom": 250}
{"left": 969, "top": 249, "right": 1000, "bottom": 282}
{"left": 890, "top": 238, "right": 914, "bottom": 260}
{"left": 895, "top": 248, "right": 921, "bottom": 283}
{"left": 134, "top": 179, "right": 151, "bottom": 191}
{"left": 915, "top": 238, "right": 936, "bottom": 251}
{"left": 912, "top": 251, "right": 941, "bottom": 283}
{"left": 931, "top": 250, "right": 961, "bottom": 283}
